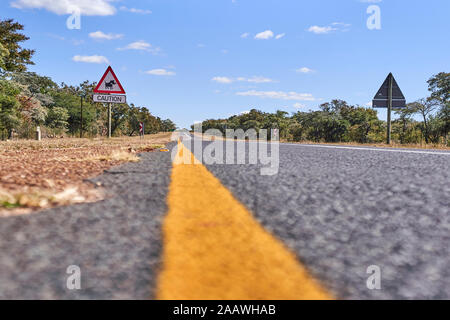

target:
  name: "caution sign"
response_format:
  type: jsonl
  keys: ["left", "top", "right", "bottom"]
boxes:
{"left": 94, "top": 66, "right": 126, "bottom": 94}
{"left": 93, "top": 94, "right": 127, "bottom": 104}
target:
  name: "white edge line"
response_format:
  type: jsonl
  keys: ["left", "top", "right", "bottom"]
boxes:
{"left": 283, "top": 143, "right": 450, "bottom": 155}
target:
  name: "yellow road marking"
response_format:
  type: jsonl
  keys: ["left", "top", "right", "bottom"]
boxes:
{"left": 156, "top": 141, "right": 332, "bottom": 300}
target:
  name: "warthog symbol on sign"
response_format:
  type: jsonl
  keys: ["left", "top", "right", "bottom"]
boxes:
{"left": 105, "top": 80, "right": 116, "bottom": 90}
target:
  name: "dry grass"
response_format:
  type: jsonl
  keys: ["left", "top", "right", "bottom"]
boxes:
{"left": 0, "top": 132, "right": 171, "bottom": 152}
{"left": 0, "top": 133, "right": 173, "bottom": 216}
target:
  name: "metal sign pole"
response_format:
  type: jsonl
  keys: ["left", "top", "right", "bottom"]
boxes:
{"left": 80, "top": 96, "right": 83, "bottom": 139}
{"left": 387, "top": 73, "right": 393, "bottom": 144}
{"left": 108, "top": 103, "right": 112, "bottom": 139}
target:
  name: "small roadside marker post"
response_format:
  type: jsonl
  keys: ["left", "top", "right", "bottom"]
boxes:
{"left": 93, "top": 66, "right": 126, "bottom": 139}
{"left": 35, "top": 126, "right": 41, "bottom": 141}
{"left": 139, "top": 122, "right": 144, "bottom": 139}
{"left": 372, "top": 73, "right": 406, "bottom": 145}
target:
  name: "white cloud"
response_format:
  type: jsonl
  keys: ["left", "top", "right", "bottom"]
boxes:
{"left": 118, "top": 41, "right": 161, "bottom": 54}
{"left": 212, "top": 76, "right": 275, "bottom": 84}
{"left": 11, "top": 0, "right": 116, "bottom": 16}
{"left": 240, "top": 32, "right": 250, "bottom": 38}
{"left": 89, "top": 31, "right": 123, "bottom": 40}
{"left": 308, "top": 25, "right": 336, "bottom": 34}
{"left": 255, "top": 30, "right": 274, "bottom": 40}
{"left": 72, "top": 55, "right": 109, "bottom": 64}
{"left": 236, "top": 90, "right": 316, "bottom": 101}
{"left": 145, "top": 69, "right": 175, "bottom": 76}
{"left": 293, "top": 103, "right": 306, "bottom": 109}
{"left": 296, "top": 67, "right": 314, "bottom": 74}
{"left": 71, "top": 39, "right": 84, "bottom": 46}
{"left": 275, "top": 33, "right": 286, "bottom": 39}
{"left": 308, "top": 22, "right": 351, "bottom": 34}
{"left": 212, "top": 76, "right": 233, "bottom": 84}
{"left": 332, "top": 22, "right": 351, "bottom": 27}
{"left": 119, "top": 6, "right": 152, "bottom": 14}
{"left": 245, "top": 76, "right": 275, "bottom": 83}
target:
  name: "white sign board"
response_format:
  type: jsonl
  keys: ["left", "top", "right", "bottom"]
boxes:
{"left": 93, "top": 94, "right": 127, "bottom": 104}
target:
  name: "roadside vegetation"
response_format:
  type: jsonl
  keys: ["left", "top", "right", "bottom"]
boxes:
{"left": 0, "top": 133, "right": 172, "bottom": 215}
{"left": 0, "top": 18, "right": 176, "bottom": 141}
{"left": 195, "top": 73, "right": 449, "bottom": 147}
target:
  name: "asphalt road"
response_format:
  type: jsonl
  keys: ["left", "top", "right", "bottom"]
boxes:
{"left": 0, "top": 150, "right": 173, "bottom": 299}
{"left": 200, "top": 140, "right": 450, "bottom": 299}
{"left": 0, "top": 137, "right": 449, "bottom": 299}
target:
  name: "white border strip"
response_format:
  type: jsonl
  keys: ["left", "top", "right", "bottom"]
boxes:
{"left": 283, "top": 143, "right": 450, "bottom": 155}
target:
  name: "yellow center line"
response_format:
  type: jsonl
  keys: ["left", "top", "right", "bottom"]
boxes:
{"left": 156, "top": 141, "right": 332, "bottom": 300}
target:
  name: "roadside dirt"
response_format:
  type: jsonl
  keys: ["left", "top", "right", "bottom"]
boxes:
{"left": 0, "top": 133, "right": 172, "bottom": 217}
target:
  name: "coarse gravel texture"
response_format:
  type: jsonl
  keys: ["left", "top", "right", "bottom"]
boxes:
{"left": 194, "top": 139, "right": 450, "bottom": 300}
{"left": 0, "top": 146, "right": 174, "bottom": 299}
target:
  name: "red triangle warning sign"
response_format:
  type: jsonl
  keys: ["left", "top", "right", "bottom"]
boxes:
{"left": 94, "top": 66, "right": 126, "bottom": 94}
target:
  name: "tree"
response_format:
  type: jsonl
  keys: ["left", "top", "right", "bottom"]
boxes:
{"left": 408, "top": 98, "right": 439, "bottom": 144}
{"left": 288, "top": 122, "right": 303, "bottom": 141}
{"left": 0, "top": 19, "right": 35, "bottom": 73}
{"left": 161, "top": 119, "right": 176, "bottom": 132}
{"left": 394, "top": 105, "right": 418, "bottom": 144}
{"left": 427, "top": 72, "right": 450, "bottom": 145}
{"left": 10, "top": 72, "right": 56, "bottom": 106}
{"left": 0, "top": 42, "right": 8, "bottom": 71}
{"left": 341, "top": 106, "right": 382, "bottom": 143}
{"left": 0, "top": 79, "right": 21, "bottom": 139}
{"left": 319, "top": 99, "right": 349, "bottom": 113}
{"left": 111, "top": 104, "right": 130, "bottom": 136}
{"left": 427, "top": 72, "right": 450, "bottom": 103}
{"left": 46, "top": 106, "right": 69, "bottom": 133}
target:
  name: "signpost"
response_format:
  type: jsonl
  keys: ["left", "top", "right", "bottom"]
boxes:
{"left": 372, "top": 73, "right": 406, "bottom": 144}
{"left": 139, "top": 122, "right": 145, "bottom": 138}
{"left": 93, "top": 66, "right": 126, "bottom": 138}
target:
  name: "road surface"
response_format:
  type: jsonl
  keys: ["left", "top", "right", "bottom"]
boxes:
{"left": 0, "top": 136, "right": 449, "bottom": 299}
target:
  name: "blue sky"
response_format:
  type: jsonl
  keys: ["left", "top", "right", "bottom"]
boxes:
{"left": 1, "top": 0, "right": 449, "bottom": 128}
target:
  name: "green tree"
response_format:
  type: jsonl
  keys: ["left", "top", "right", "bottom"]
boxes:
{"left": 394, "top": 104, "right": 419, "bottom": 144}
{"left": 427, "top": 72, "right": 450, "bottom": 103}
{"left": 0, "top": 42, "right": 8, "bottom": 71}
{"left": 0, "top": 19, "right": 35, "bottom": 73}
{"left": 427, "top": 72, "right": 449, "bottom": 144}
{"left": 46, "top": 106, "right": 69, "bottom": 133}
{"left": 10, "top": 72, "right": 56, "bottom": 106}
{"left": 161, "top": 119, "right": 177, "bottom": 132}
{"left": 111, "top": 104, "right": 130, "bottom": 136}
{"left": 0, "top": 79, "right": 20, "bottom": 139}
{"left": 408, "top": 98, "right": 439, "bottom": 144}
{"left": 288, "top": 122, "right": 304, "bottom": 142}
{"left": 341, "top": 106, "right": 382, "bottom": 143}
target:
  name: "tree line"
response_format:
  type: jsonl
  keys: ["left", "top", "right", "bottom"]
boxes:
{"left": 195, "top": 73, "right": 449, "bottom": 146}
{"left": 0, "top": 19, "right": 176, "bottom": 140}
